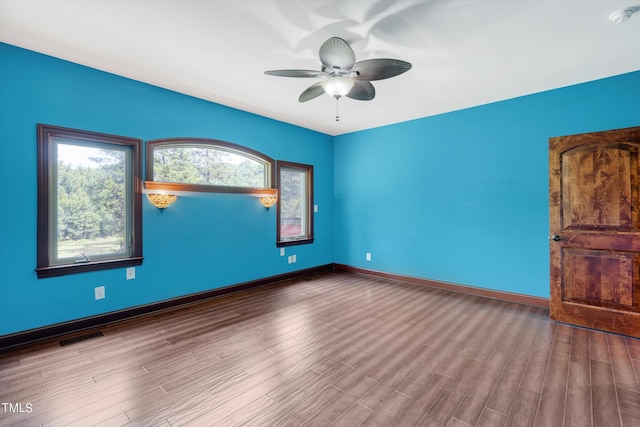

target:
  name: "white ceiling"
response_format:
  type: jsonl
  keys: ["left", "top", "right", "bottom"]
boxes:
{"left": 1, "top": 0, "right": 639, "bottom": 136}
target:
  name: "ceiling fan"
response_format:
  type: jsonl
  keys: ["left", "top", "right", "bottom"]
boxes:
{"left": 265, "top": 37, "right": 412, "bottom": 121}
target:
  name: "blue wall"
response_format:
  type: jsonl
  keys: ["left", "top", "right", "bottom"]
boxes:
{"left": 1, "top": 42, "right": 639, "bottom": 337}
{"left": 0, "top": 43, "right": 334, "bottom": 336}
{"left": 333, "top": 70, "right": 640, "bottom": 298}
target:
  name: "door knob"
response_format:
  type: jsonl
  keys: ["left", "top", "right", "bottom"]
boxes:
{"left": 551, "top": 234, "right": 563, "bottom": 241}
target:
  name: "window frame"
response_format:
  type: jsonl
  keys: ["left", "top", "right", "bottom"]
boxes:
{"left": 36, "top": 124, "right": 143, "bottom": 278}
{"left": 276, "top": 160, "right": 314, "bottom": 247}
{"left": 145, "top": 138, "right": 275, "bottom": 195}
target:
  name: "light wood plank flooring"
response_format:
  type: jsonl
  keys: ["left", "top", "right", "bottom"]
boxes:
{"left": 1, "top": 272, "right": 640, "bottom": 426}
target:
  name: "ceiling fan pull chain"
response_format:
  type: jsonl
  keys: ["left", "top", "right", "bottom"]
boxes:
{"left": 335, "top": 96, "right": 340, "bottom": 122}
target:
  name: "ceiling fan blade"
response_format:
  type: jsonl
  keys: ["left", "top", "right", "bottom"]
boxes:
{"left": 265, "top": 69, "right": 325, "bottom": 78}
{"left": 346, "top": 81, "right": 375, "bottom": 101}
{"left": 352, "top": 59, "right": 412, "bottom": 81}
{"left": 299, "top": 82, "right": 325, "bottom": 102}
{"left": 319, "top": 37, "right": 356, "bottom": 73}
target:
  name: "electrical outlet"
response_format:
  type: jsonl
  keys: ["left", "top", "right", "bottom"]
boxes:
{"left": 366, "top": 252, "right": 372, "bottom": 261}
{"left": 95, "top": 286, "right": 105, "bottom": 300}
{"left": 314, "top": 204, "right": 318, "bottom": 212}
{"left": 280, "top": 248, "right": 285, "bottom": 256}
{"left": 126, "top": 267, "right": 135, "bottom": 280}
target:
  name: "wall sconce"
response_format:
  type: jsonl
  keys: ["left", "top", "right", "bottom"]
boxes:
{"left": 259, "top": 195, "right": 278, "bottom": 209}
{"left": 147, "top": 193, "right": 177, "bottom": 211}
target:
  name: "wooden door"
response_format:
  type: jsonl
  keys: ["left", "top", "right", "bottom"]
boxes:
{"left": 550, "top": 126, "right": 640, "bottom": 337}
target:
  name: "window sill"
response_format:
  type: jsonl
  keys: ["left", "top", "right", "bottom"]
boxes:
{"left": 277, "top": 237, "right": 314, "bottom": 248}
{"left": 145, "top": 181, "right": 277, "bottom": 196}
{"left": 36, "top": 257, "right": 143, "bottom": 279}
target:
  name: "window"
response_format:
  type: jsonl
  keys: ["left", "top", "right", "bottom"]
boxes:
{"left": 36, "top": 124, "right": 142, "bottom": 278}
{"left": 146, "top": 138, "right": 275, "bottom": 194}
{"left": 277, "top": 161, "right": 314, "bottom": 247}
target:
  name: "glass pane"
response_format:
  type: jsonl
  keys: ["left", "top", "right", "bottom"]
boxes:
{"left": 153, "top": 146, "right": 266, "bottom": 187}
{"left": 280, "top": 168, "right": 307, "bottom": 239}
{"left": 55, "top": 142, "right": 128, "bottom": 262}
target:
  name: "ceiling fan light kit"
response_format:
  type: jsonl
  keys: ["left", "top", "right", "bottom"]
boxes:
{"left": 321, "top": 77, "right": 355, "bottom": 97}
{"left": 265, "top": 37, "right": 411, "bottom": 121}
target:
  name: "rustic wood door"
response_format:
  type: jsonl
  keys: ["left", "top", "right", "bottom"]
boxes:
{"left": 550, "top": 126, "right": 640, "bottom": 337}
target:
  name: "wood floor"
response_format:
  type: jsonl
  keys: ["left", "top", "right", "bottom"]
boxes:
{"left": 1, "top": 271, "right": 640, "bottom": 426}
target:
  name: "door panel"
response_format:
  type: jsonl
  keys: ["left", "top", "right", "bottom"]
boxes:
{"left": 561, "top": 248, "right": 639, "bottom": 311}
{"left": 550, "top": 126, "right": 640, "bottom": 337}
{"left": 561, "top": 145, "right": 637, "bottom": 230}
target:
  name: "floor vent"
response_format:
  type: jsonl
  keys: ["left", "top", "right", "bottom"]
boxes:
{"left": 59, "top": 331, "right": 104, "bottom": 347}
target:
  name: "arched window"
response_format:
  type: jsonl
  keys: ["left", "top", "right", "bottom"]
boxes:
{"left": 146, "top": 138, "right": 275, "bottom": 194}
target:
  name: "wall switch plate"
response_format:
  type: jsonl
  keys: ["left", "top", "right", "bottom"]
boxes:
{"left": 366, "top": 252, "right": 372, "bottom": 261}
{"left": 95, "top": 286, "right": 105, "bottom": 300}
{"left": 280, "top": 248, "right": 285, "bottom": 256}
{"left": 314, "top": 204, "right": 318, "bottom": 212}
{"left": 288, "top": 255, "right": 293, "bottom": 264}
{"left": 292, "top": 254, "right": 297, "bottom": 263}
{"left": 126, "top": 267, "right": 135, "bottom": 280}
